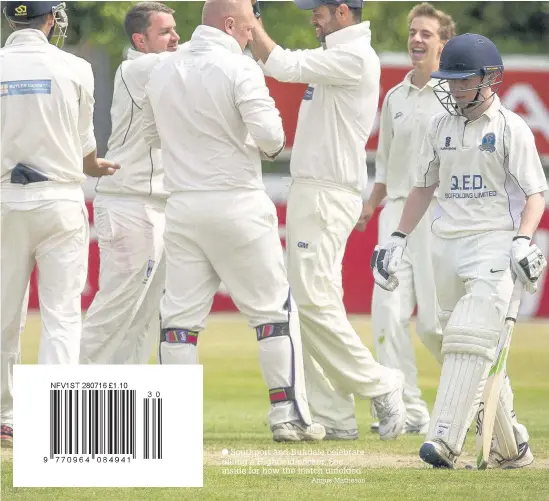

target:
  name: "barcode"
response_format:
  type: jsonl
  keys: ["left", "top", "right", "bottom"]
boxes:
{"left": 143, "top": 397, "right": 162, "bottom": 459}
{"left": 49, "top": 390, "right": 162, "bottom": 460}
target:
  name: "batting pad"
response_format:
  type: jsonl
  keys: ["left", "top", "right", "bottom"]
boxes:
{"left": 428, "top": 294, "right": 502, "bottom": 454}
{"left": 490, "top": 374, "right": 529, "bottom": 459}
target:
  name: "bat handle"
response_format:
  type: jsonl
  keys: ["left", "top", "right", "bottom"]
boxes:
{"left": 505, "top": 280, "right": 524, "bottom": 322}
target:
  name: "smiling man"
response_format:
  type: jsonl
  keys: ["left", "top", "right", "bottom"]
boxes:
{"left": 80, "top": 2, "right": 182, "bottom": 365}
{"left": 250, "top": 0, "right": 407, "bottom": 442}
{"left": 359, "top": 2, "right": 456, "bottom": 436}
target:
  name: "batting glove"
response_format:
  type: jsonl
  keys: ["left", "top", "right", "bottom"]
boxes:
{"left": 370, "top": 231, "right": 407, "bottom": 292}
{"left": 510, "top": 235, "right": 547, "bottom": 294}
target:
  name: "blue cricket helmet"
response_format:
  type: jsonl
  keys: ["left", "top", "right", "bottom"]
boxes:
{"left": 431, "top": 33, "right": 504, "bottom": 80}
{"left": 430, "top": 33, "right": 504, "bottom": 116}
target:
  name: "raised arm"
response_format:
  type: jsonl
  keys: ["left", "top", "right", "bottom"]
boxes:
{"left": 250, "top": 18, "right": 365, "bottom": 86}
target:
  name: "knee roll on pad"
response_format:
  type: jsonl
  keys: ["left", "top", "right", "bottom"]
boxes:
{"left": 442, "top": 294, "right": 502, "bottom": 361}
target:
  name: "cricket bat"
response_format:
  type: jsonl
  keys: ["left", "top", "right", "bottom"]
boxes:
{"left": 476, "top": 280, "right": 524, "bottom": 470}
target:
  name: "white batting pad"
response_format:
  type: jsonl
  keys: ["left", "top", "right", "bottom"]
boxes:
{"left": 490, "top": 374, "right": 529, "bottom": 459}
{"left": 428, "top": 294, "right": 502, "bottom": 454}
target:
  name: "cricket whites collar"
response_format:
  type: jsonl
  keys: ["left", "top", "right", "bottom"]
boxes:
{"left": 4, "top": 28, "right": 49, "bottom": 46}
{"left": 190, "top": 24, "right": 243, "bottom": 55}
{"left": 324, "top": 21, "right": 371, "bottom": 50}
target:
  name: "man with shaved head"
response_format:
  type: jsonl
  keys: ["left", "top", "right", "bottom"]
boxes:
{"left": 141, "top": 0, "right": 325, "bottom": 442}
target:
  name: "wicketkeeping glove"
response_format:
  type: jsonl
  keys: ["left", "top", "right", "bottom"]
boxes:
{"left": 370, "top": 231, "right": 407, "bottom": 292}
{"left": 510, "top": 235, "right": 547, "bottom": 294}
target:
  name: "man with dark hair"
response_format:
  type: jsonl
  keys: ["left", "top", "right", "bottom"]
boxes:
{"left": 250, "top": 0, "right": 406, "bottom": 441}
{"left": 80, "top": 2, "right": 180, "bottom": 365}
{"left": 1, "top": 1, "right": 118, "bottom": 447}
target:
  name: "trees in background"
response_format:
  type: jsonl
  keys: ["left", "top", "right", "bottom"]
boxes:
{"left": 3, "top": 2, "right": 546, "bottom": 72}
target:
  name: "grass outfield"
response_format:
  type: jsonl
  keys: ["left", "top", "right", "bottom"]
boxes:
{"left": 2, "top": 313, "right": 549, "bottom": 500}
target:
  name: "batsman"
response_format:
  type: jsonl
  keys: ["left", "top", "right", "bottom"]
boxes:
{"left": 371, "top": 33, "right": 547, "bottom": 468}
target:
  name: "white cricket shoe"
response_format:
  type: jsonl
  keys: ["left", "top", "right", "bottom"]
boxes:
{"left": 488, "top": 442, "right": 534, "bottom": 469}
{"left": 371, "top": 420, "right": 428, "bottom": 435}
{"left": 371, "top": 377, "right": 406, "bottom": 440}
{"left": 272, "top": 421, "right": 326, "bottom": 442}
{"left": 419, "top": 440, "right": 457, "bottom": 469}
{"left": 323, "top": 428, "right": 359, "bottom": 441}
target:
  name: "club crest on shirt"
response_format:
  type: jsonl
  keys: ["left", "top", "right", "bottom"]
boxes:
{"left": 479, "top": 132, "right": 496, "bottom": 153}
{"left": 303, "top": 86, "right": 314, "bottom": 101}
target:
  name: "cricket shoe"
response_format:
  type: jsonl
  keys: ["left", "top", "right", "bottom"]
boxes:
{"left": 371, "top": 420, "right": 429, "bottom": 435}
{"left": 1, "top": 425, "right": 13, "bottom": 448}
{"left": 371, "top": 374, "right": 406, "bottom": 440}
{"left": 323, "top": 428, "right": 359, "bottom": 441}
{"left": 272, "top": 421, "right": 326, "bottom": 442}
{"left": 488, "top": 442, "right": 534, "bottom": 469}
{"left": 404, "top": 420, "right": 429, "bottom": 435}
{"left": 419, "top": 440, "right": 457, "bottom": 469}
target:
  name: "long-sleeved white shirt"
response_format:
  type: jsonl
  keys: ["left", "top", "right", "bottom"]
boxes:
{"left": 143, "top": 25, "right": 285, "bottom": 193}
{"left": 96, "top": 48, "right": 176, "bottom": 200}
{"left": 375, "top": 71, "right": 444, "bottom": 199}
{"left": 416, "top": 95, "right": 548, "bottom": 238}
{"left": 1, "top": 29, "right": 96, "bottom": 202}
{"left": 263, "top": 22, "right": 380, "bottom": 194}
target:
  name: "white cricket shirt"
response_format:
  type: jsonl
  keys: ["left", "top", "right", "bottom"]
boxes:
{"left": 96, "top": 48, "right": 176, "bottom": 201}
{"left": 263, "top": 22, "right": 380, "bottom": 194}
{"left": 416, "top": 95, "right": 548, "bottom": 238}
{"left": 375, "top": 71, "right": 444, "bottom": 199}
{"left": 1, "top": 29, "right": 96, "bottom": 202}
{"left": 143, "top": 25, "right": 285, "bottom": 193}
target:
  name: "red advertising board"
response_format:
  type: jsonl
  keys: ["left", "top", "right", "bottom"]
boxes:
{"left": 267, "top": 54, "right": 549, "bottom": 159}
{"left": 26, "top": 201, "right": 549, "bottom": 318}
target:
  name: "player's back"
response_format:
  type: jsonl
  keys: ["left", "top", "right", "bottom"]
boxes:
{"left": 1, "top": 30, "right": 95, "bottom": 193}
{"left": 146, "top": 25, "right": 282, "bottom": 194}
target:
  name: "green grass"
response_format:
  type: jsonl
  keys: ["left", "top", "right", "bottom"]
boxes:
{"left": 2, "top": 314, "right": 549, "bottom": 500}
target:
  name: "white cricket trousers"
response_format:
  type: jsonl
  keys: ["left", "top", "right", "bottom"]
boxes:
{"left": 80, "top": 196, "right": 166, "bottom": 364}
{"left": 286, "top": 181, "right": 402, "bottom": 431}
{"left": 159, "top": 189, "right": 312, "bottom": 428}
{"left": 1, "top": 199, "right": 89, "bottom": 428}
{"left": 372, "top": 198, "right": 442, "bottom": 426}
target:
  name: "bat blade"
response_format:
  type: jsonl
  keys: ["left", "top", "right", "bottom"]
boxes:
{"left": 476, "top": 323, "right": 515, "bottom": 470}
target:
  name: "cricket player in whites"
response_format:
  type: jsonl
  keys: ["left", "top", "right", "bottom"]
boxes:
{"left": 372, "top": 33, "right": 547, "bottom": 468}
{"left": 250, "top": 0, "right": 406, "bottom": 440}
{"left": 80, "top": 2, "right": 181, "bottom": 365}
{"left": 142, "top": 0, "right": 325, "bottom": 442}
{"left": 360, "top": 3, "right": 456, "bottom": 435}
{"left": 1, "top": 1, "right": 119, "bottom": 447}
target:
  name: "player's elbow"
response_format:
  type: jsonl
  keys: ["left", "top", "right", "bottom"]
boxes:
{"left": 256, "top": 129, "right": 285, "bottom": 161}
